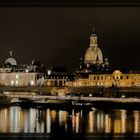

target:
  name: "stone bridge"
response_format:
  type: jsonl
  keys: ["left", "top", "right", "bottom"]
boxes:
{"left": 5, "top": 94, "right": 140, "bottom": 104}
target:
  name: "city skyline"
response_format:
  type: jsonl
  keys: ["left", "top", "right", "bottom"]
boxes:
{"left": 0, "top": 7, "right": 140, "bottom": 71}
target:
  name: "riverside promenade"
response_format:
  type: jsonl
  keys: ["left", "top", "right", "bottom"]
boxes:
{"left": 4, "top": 94, "right": 140, "bottom": 109}
{"left": 1, "top": 86, "right": 140, "bottom": 98}
{"left": 0, "top": 86, "right": 140, "bottom": 93}
{"left": 5, "top": 94, "right": 140, "bottom": 104}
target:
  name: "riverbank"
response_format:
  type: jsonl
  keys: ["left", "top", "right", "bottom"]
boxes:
{"left": 1, "top": 85, "right": 140, "bottom": 96}
{"left": 9, "top": 95, "right": 140, "bottom": 110}
{"left": 0, "top": 95, "right": 11, "bottom": 105}
{"left": 10, "top": 99, "right": 140, "bottom": 110}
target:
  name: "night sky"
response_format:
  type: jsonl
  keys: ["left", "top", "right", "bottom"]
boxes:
{"left": 0, "top": 7, "right": 140, "bottom": 72}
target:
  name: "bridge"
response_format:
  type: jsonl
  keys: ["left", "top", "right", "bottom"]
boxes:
{"left": 5, "top": 94, "right": 140, "bottom": 104}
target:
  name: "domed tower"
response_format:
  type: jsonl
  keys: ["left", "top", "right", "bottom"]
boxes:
{"left": 5, "top": 51, "right": 17, "bottom": 66}
{"left": 84, "top": 27, "right": 103, "bottom": 66}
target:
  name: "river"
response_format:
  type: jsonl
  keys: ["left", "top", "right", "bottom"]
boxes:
{"left": 0, "top": 105, "right": 140, "bottom": 135}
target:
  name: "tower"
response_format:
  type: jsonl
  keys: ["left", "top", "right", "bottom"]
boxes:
{"left": 84, "top": 26, "right": 103, "bottom": 65}
{"left": 90, "top": 27, "right": 98, "bottom": 47}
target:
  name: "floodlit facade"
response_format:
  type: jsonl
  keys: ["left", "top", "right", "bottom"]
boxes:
{"left": 0, "top": 72, "right": 38, "bottom": 86}
{"left": 0, "top": 51, "right": 45, "bottom": 86}
{"left": 84, "top": 27, "right": 103, "bottom": 65}
{"left": 66, "top": 28, "right": 140, "bottom": 88}
{"left": 66, "top": 70, "right": 140, "bottom": 87}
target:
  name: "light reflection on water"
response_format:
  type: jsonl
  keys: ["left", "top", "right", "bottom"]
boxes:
{"left": 0, "top": 106, "right": 140, "bottom": 133}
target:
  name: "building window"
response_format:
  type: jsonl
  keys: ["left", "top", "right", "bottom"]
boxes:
{"left": 16, "top": 75, "right": 18, "bottom": 79}
{"left": 11, "top": 80, "right": 14, "bottom": 85}
{"left": 97, "top": 76, "right": 99, "bottom": 80}
{"left": 126, "top": 75, "right": 129, "bottom": 79}
{"left": 15, "top": 80, "right": 18, "bottom": 85}
{"left": 94, "top": 76, "right": 96, "bottom": 80}
{"left": 113, "top": 76, "right": 115, "bottom": 80}
{"left": 120, "top": 76, "right": 123, "bottom": 80}
{"left": 31, "top": 80, "right": 34, "bottom": 85}
{"left": 101, "top": 76, "right": 103, "bottom": 80}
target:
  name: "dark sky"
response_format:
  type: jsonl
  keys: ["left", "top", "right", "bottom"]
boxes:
{"left": 0, "top": 7, "right": 140, "bottom": 72}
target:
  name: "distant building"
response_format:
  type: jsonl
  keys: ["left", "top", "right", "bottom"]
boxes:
{"left": 75, "top": 27, "right": 110, "bottom": 78}
{"left": 66, "top": 70, "right": 140, "bottom": 87}
{"left": 66, "top": 28, "right": 140, "bottom": 88}
{"left": 44, "top": 66, "right": 74, "bottom": 86}
{"left": 0, "top": 51, "right": 45, "bottom": 86}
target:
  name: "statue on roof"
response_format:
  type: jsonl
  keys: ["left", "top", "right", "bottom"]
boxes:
{"left": 9, "top": 51, "right": 13, "bottom": 57}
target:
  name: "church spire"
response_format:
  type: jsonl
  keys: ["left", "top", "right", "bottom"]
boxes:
{"left": 91, "top": 25, "right": 96, "bottom": 35}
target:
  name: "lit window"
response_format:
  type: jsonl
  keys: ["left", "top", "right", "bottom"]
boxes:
{"left": 15, "top": 80, "right": 18, "bottom": 85}
{"left": 31, "top": 80, "right": 34, "bottom": 85}
{"left": 11, "top": 80, "right": 14, "bottom": 85}
{"left": 16, "top": 75, "right": 19, "bottom": 79}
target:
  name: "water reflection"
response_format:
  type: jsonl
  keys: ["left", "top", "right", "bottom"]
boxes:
{"left": 0, "top": 106, "right": 140, "bottom": 133}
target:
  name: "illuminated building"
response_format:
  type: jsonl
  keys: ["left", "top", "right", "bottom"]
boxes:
{"left": 44, "top": 66, "right": 74, "bottom": 87}
{"left": 66, "top": 28, "right": 140, "bottom": 88}
{"left": 0, "top": 51, "right": 45, "bottom": 86}
{"left": 75, "top": 27, "right": 110, "bottom": 79}
{"left": 84, "top": 27, "right": 103, "bottom": 65}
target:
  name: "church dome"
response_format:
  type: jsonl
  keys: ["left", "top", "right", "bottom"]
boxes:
{"left": 5, "top": 51, "right": 17, "bottom": 66}
{"left": 84, "top": 46, "right": 103, "bottom": 65}
{"left": 5, "top": 58, "right": 17, "bottom": 66}
{"left": 84, "top": 27, "right": 103, "bottom": 65}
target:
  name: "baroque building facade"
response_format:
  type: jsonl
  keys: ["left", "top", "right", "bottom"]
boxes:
{"left": 66, "top": 28, "right": 140, "bottom": 88}
{"left": 66, "top": 70, "right": 140, "bottom": 87}
{"left": 0, "top": 51, "right": 45, "bottom": 86}
{"left": 75, "top": 28, "right": 110, "bottom": 79}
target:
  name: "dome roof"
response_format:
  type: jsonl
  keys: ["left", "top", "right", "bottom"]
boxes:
{"left": 5, "top": 57, "right": 17, "bottom": 66}
{"left": 84, "top": 46, "right": 103, "bottom": 65}
{"left": 5, "top": 51, "right": 17, "bottom": 66}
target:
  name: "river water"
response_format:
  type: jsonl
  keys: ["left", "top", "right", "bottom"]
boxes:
{"left": 0, "top": 106, "right": 140, "bottom": 135}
